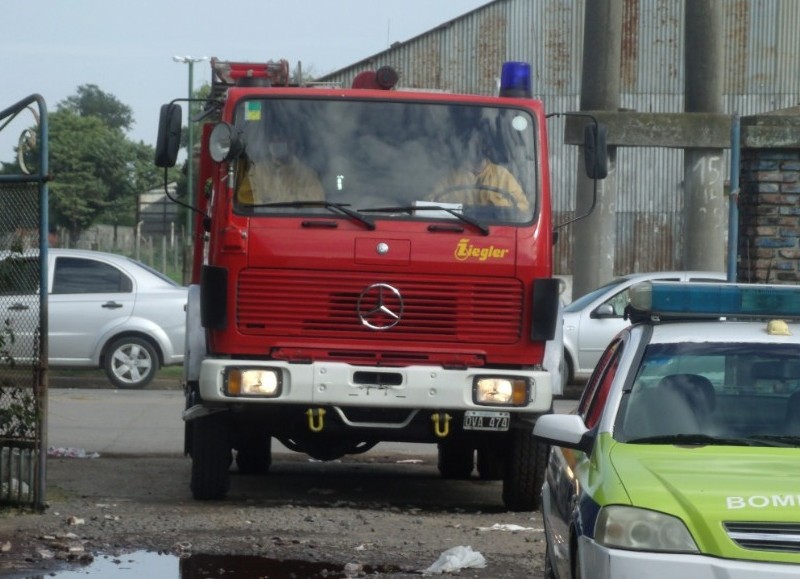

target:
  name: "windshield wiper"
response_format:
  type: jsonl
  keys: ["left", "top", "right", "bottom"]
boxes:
{"left": 627, "top": 433, "right": 760, "bottom": 446}
{"left": 362, "top": 205, "right": 490, "bottom": 236}
{"left": 251, "top": 201, "right": 375, "bottom": 230}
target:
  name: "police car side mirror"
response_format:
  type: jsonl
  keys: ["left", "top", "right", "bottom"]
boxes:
{"left": 533, "top": 414, "right": 595, "bottom": 454}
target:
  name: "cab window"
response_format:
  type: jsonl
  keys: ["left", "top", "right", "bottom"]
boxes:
{"left": 579, "top": 338, "right": 622, "bottom": 429}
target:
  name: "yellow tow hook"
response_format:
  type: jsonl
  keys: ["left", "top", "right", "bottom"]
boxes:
{"left": 306, "top": 408, "right": 326, "bottom": 433}
{"left": 431, "top": 412, "right": 452, "bottom": 438}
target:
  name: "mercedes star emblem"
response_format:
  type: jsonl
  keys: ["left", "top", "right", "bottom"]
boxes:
{"left": 357, "top": 283, "right": 404, "bottom": 330}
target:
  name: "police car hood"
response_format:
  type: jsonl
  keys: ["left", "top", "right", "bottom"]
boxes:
{"left": 610, "top": 443, "right": 800, "bottom": 524}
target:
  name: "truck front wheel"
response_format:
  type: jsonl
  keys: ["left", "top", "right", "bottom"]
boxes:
{"left": 190, "top": 412, "right": 232, "bottom": 500}
{"left": 502, "top": 428, "right": 548, "bottom": 511}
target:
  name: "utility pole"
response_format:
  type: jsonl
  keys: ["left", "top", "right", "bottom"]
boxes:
{"left": 572, "top": 0, "right": 623, "bottom": 299}
{"left": 173, "top": 56, "right": 207, "bottom": 244}
{"left": 684, "top": 1, "right": 726, "bottom": 271}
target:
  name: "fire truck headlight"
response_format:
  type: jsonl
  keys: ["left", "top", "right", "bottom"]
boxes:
{"left": 473, "top": 377, "right": 529, "bottom": 406}
{"left": 225, "top": 368, "right": 281, "bottom": 397}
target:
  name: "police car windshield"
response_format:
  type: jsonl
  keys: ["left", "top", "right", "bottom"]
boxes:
{"left": 616, "top": 342, "right": 800, "bottom": 445}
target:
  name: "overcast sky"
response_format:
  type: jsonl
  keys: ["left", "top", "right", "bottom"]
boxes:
{"left": 2, "top": 0, "right": 491, "bottom": 163}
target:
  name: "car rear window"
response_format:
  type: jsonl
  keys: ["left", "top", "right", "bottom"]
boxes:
{"left": 52, "top": 257, "right": 133, "bottom": 294}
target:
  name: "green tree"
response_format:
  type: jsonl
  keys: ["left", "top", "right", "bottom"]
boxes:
{"left": 50, "top": 86, "right": 172, "bottom": 241}
{"left": 2, "top": 85, "right": 183, "bottom": 244}
{"left": 48, "top": 110, "right": 118, "bottom": 241}
{"left": 59, "top": 84, "right": 134, "bottom": 131}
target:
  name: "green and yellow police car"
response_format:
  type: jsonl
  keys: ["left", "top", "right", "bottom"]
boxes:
{"left": 535, "top": 281, "right": 800, "bottom": 578}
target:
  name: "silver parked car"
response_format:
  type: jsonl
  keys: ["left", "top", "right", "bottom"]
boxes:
{"left": 562, "top": 271, "right": 726, "bottom": 386}
{"left": 0, "top": 249, "right": 187, "bottom": 388}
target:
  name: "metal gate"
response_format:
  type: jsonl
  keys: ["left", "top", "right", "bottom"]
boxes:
{"left": 0, "top": 95, "right": 48, "bottom": 509}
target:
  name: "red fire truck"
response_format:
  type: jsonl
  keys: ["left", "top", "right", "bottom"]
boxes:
{"left": 155, "top": 58, "right": 606, "bottom": 511}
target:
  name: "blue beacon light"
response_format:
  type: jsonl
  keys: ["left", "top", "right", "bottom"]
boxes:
{"left": 499, "top": 62, "right": 532, "bottom": 98}
{"left": 629, "top": 281, "right": 800, "bottom": 319}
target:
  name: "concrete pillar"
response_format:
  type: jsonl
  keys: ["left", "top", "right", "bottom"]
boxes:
{"left": 683, "top": 0, "right": 726, "bottom": 272}
{"left": 572, "top": 0, "right": 622, "bottom": 299}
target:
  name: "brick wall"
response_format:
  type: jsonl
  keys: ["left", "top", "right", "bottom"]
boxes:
{"left": 738, "top": 108, "right": 800, "bottom": 284}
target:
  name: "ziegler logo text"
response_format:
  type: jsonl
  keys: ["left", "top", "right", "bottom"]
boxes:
{"left": 454, "top": 239, "right": 510, "bottom": 261}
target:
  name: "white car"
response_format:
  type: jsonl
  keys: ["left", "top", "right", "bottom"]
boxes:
{"left": 562, "top": 271, "right": 726, "bottom": 386}
{"left": 0, "top": 249, "right": 187, "bottom": 388}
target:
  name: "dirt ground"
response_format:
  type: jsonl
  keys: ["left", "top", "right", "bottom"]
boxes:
{"left": 0, "top": 450, "right": 549, "bottom": 578}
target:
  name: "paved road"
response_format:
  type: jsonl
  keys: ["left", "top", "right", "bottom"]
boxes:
{"left": 47, "top": 389, "right": 577, "bottom": 456}
{"left": 48, "top": 389, "right": 185, "bottom": 455}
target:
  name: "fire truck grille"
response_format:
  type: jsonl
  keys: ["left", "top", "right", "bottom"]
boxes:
{"left": 238, "top": 269, "right": 523, "bottom": 344}
{"left": 724, "top": 522, "right": 800, "bottom": 553}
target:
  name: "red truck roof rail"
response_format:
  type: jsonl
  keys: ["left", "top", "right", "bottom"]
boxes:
{"left": 210, "top": 57, "right": 290, "bottom": 88}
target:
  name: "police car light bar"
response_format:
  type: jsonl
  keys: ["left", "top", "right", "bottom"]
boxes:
{"left": 628, "top": 281, "right": 800, "bottom": 320}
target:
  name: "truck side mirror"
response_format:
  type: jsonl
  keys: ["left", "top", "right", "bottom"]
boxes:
{"left": 155, "top": 103, "right": 182, "bottom": 168}
{"left": 584, "top": 123, "right": 608, "bottom": 180}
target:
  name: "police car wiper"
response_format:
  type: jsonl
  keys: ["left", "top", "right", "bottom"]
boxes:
{"left": 627, "top": 434, "right": 759, "bottom": 446}
{"left": 746, "top": 434, "right": 800, "bottom": 447}
{"left": 361, "top": 205, "right": 490, "bottom": 236}
{"left": 251, "top": 201, "right": 375, "bottom": 230}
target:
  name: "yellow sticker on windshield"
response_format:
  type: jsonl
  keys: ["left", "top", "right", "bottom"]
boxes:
{"left": 245, "top": 101, "right": 262, "bottom": 121}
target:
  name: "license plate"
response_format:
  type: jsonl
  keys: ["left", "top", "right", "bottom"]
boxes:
{"left": 463, "top": 411, "right": 510, "bottom": 431}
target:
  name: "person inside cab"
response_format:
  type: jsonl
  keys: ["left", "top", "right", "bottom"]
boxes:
{"left": 428, "top": 132, "right": 530, "bottom": 214}
{"left": 237, "top": 124, "right": 325, "bottom": 205}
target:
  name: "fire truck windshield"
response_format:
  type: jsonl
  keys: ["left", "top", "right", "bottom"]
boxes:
{"left": 230, "top": 98, "right": 539, "bottom": 225}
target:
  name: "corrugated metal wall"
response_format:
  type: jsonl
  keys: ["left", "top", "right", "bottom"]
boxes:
{"left": 318, "top": 0, "right": 800, "bottom": 277}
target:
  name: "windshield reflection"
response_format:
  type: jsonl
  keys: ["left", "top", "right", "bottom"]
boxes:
{"left": 616, "top": 343, "right": 800, "bottom": 447}
{"left": 230, "top": 98, "right": 538, "bottom": 225}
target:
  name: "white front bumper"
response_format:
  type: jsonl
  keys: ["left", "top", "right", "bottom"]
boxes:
{"left": 198, "top": 359, "right": 552, "bottom": 413}
{"left": 579, "top": 536, "right": 800, "bottom": 579}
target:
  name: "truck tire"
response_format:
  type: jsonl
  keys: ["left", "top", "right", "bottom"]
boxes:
{"left": 190, "top": 413, "right": 232, "bottom": 500}
{"left": 437, "top": 440, "right": 474, "bottom": 479}
{"left": 502, "top": 428, "right": 548, "bottom": 511}
{"left": 235, "top": 437, "right": 272, "bottom": 475}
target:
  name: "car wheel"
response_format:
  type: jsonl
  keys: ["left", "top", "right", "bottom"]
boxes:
{"left": 235, "top": 437, "right": 272, "bottom": 475}
{"left": 476, "top": 446, "right": 504, "bottom": 480}
{"left": 104, "top": 336, "right": 158, "bottom": 389}
{"left": 437, "top": 440, "right": 474, "bottom": 479}
{"left": 502, "top": 428, "right": 548, "bottom": 511}
{"left": 190, "top": 412, "right": 231, "bottom": 500}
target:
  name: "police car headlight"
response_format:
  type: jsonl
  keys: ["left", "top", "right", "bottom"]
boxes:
{"left": 225, "top": 368, "right": 281, "bottom": 397}
{"left": 473, "top": 377, "right": 529, "bottom": 406}
{"left": 595, "top": 506, "right": 698, "bottom": 553}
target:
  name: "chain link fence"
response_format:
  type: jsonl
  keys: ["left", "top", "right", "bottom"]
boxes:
{"left": 0, "top": 95, "right": 48, "bottom": 509}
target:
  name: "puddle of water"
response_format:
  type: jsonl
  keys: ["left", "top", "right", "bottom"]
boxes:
{"left": 28, "top": 550, "right": 400, "bottom": 578}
